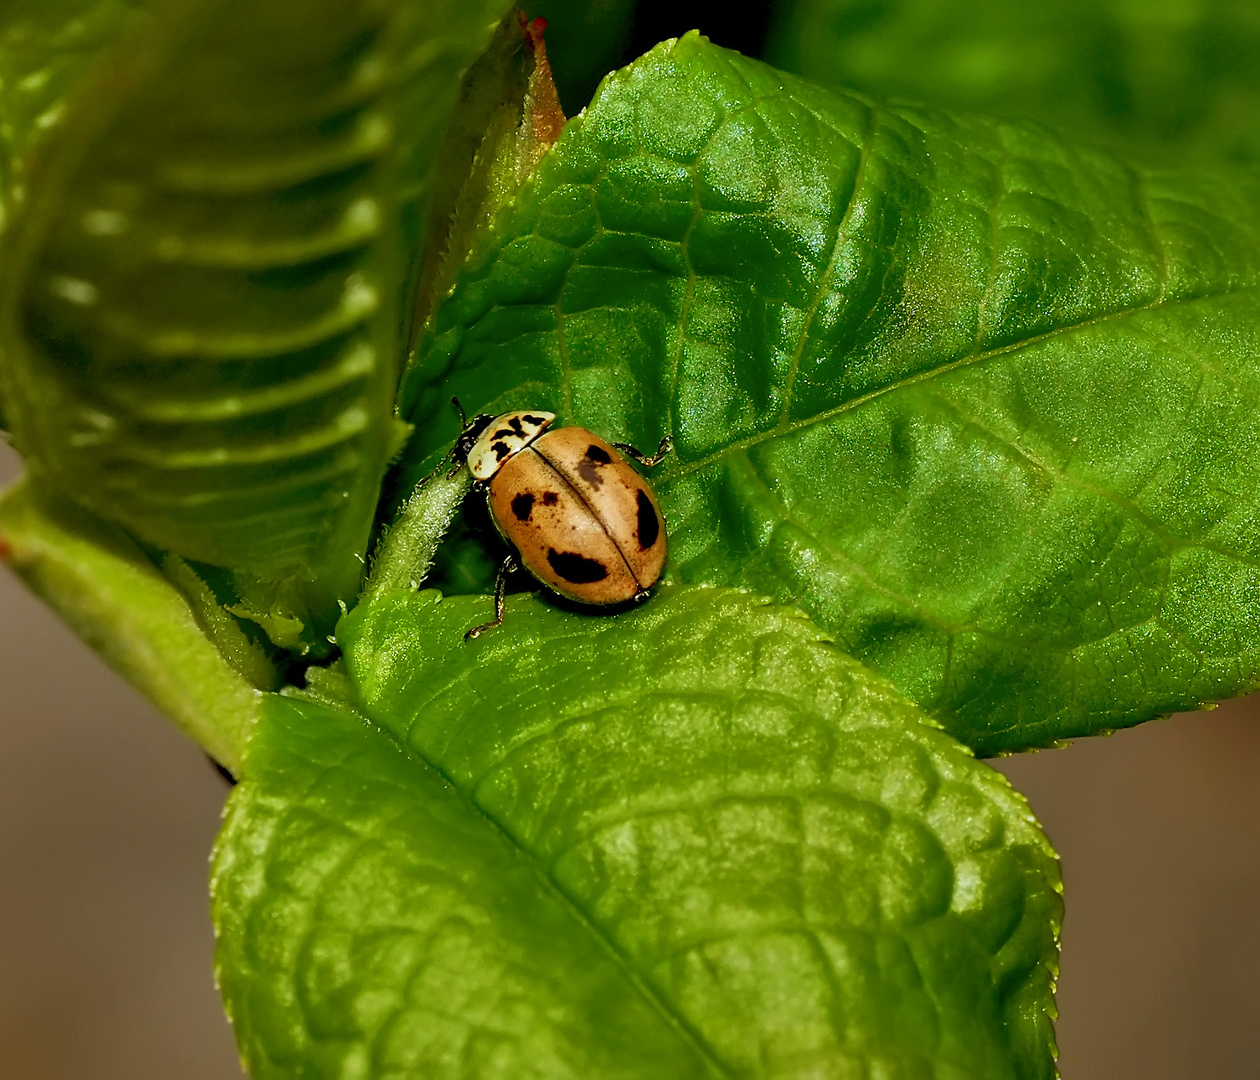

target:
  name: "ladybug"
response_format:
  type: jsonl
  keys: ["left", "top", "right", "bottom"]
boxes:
{"left": 450, "top": 401, "right": 672, "bottom": 638}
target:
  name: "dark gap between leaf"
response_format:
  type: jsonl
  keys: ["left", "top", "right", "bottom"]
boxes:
{"left": 621, "top": 0, "right": 775, "bottom": 68}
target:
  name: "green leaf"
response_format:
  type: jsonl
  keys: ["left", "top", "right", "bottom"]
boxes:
{"left": 0, "top": 475, "right": 258, "bottom": 773}
{"left": 0, "top": 0, "right": 508, "bottom": 652}
{"left": 764, "top": 0, "right": 1260, "bottom": 167}
{"left": 398, "top": 33, "right": 1260, "bottom": 755}
{"left": 213, "top": 587, "right": 1060, "bottom": 1078}
{"left": 412, "top": 10, "right": 565, "bottom": 345}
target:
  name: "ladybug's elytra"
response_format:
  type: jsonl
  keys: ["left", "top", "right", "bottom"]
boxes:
{"left": 451, "top": 402, "right": 671, "bottom": 638}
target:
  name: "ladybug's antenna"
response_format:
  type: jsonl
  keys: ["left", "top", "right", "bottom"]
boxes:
{"left": 451, "top": 396, "right": 468, "bottom": 427}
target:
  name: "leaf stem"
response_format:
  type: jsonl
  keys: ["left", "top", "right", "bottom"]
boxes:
{"left": 0, "top": 477, "right": 260, "bottom": 775}
{"left": 360, "top": 457, "right": 472, "bottom": 604}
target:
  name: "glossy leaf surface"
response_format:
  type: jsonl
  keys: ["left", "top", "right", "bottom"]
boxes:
{"left": 0, "top": 0, "right": 507, "bottom": 642}
{"left": 213, "top": 587, "right": 1060, "bottom": 1078}
{"left": 401, "top": 34, "right": 1260, "bottom": 754}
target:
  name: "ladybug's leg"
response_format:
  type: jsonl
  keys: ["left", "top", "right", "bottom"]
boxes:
{"left": 465, "top": 554, "right": 519, "bottom": 639}
{"left": 612, "top": 434, "right": 673, "bottom": 469}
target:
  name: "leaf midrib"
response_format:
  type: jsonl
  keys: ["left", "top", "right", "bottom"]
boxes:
{"left": 360, "top": 696, "right": 735, "bottom": 1079}
{"left": 657, "top": 285, "right": 1257, "bottom": 485}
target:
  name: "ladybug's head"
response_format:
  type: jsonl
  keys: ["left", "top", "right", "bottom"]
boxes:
{"left": 450, "top": 398, "right": 496, "bottom": 467}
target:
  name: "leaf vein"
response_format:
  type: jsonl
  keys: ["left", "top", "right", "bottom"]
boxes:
{"left": 661, "top": 286, "right": 1260, "bottom": 484}
{"left": 383, "top": 722, "right": 735, "bottom": 1076}
{"left": 778, "top": 104, "right": 876, "bottom": 426}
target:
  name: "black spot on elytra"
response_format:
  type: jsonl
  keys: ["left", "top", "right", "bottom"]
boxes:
{"left": 636, "top": 489, "right": 660, "bottom": 549}
{"left": 577, "top": 460, "right": 603, "bottom": 487}
{"left": 511, "top": 492, "right": 534, "bottom": 521}
{"left": 542, "top": 491, "right": 559, "bottom": 505}
{"left": 576, "top": 445, "right": 611, "bottom": 489}
{"left": 547, "top": 548, "right": 609, "bottom": 584}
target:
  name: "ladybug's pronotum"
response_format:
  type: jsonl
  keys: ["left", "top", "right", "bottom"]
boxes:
{"left": 451, "top": 402, "right": 671, "bottom": 638}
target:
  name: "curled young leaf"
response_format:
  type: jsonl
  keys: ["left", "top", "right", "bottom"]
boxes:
{"left": 0, "top": 0, "right": 508, "bottom": 652}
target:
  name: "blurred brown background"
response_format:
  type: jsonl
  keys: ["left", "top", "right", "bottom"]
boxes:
{"left": 1, "top": 439, "right": 1258, "bottom": 1078}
